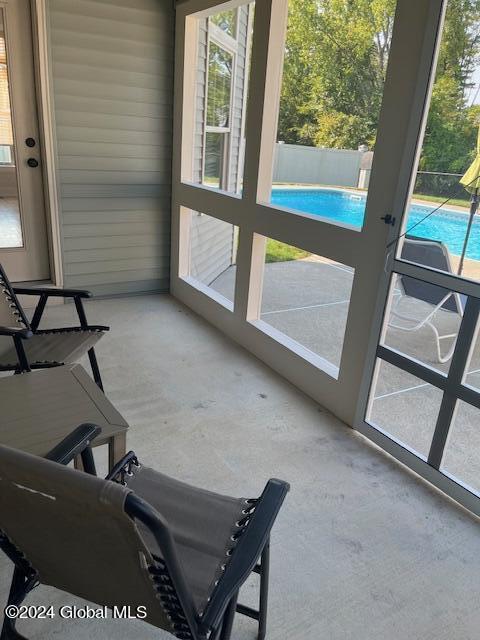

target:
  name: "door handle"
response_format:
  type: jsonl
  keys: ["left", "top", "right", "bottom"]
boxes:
{"left": 27, "top": 158, "right": 39, "bottom": 168}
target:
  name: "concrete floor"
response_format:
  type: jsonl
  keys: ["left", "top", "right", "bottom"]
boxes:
{"left": 1, "top": 294, "right": 480, "bottom": 639}
{"left": 211, "top": 260, "right": 480, "bottom": 494}
{"left": 211, "top": 258, "right": 354, "bottom": 369}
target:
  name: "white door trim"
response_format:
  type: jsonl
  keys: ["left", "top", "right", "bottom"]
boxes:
{"left": 30, "top": 0, "right": 63, "bottom": 287}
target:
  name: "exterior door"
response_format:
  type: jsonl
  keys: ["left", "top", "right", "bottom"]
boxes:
{"left": 357, "top": 2, "right": 480, "bottom": 516}
{"left": 0, "top": 0, "right": 49, "bottom": 282}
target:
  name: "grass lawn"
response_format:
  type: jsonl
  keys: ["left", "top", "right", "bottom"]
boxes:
{"left": 266, "top": 239, "right": 311, "bottom": 263}
{"left": 413, "top": 193, "right": 471, "bottom": 209}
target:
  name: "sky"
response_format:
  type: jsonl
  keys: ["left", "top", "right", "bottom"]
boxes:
{"left": 466, "top": 66, "right": 480, "bottom": 106}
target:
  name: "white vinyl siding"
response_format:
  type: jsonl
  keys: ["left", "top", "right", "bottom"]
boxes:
{"left": 228, "top": 5, "right": 249, "bottom": 190}
{"left": 193, "top": 19, "right": 208, "bottom": 184}
{"left": 189, "top": 213, "right": 235, "bottom": 285}
{"left": 48, "top": 0, "right": 173, "bottom": 295}
{"left": 190, "top": 5, "right": 250, "bottom": 285}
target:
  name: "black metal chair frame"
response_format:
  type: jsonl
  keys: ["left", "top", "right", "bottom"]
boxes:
{"left": 0, "top": 425, "right": 288, "bottom": 640}
{"left": 0, "top": 264, "right": 108, "bottom": 389}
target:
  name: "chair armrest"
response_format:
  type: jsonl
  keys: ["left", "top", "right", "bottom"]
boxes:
{"left": 200, "top": 478, "right": 290, "bottom": 634}
{"left": 14, "top": 287, "right": 95, "bottom": 331}
{"left": 105, "top": 451, "right": 138, "bottom": 481}
{"left": 0, "top": 326, "right": 32, "bottom": 339}
{"left": 13, "top": 286, "right": 92, "bottom": 299}
{"left": 45, "top": 424, "right": 101, "bottom": 472}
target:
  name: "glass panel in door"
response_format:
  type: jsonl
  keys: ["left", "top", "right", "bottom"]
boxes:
{"left": 0, "top": 11, "right": 22, "bottom": 249}
{"left": 398, "top": 3, "right": 480, "bottom": 282}
{"left": 363, "top": 2, "right": 480, "bottom": 512}
{"left": 267, "top": 0, "right": 398, "bottom": 228}
{"left": 0, "top": 0, "right": 49, "bottom": 282}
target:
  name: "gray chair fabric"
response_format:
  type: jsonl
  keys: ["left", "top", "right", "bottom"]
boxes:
{"left": 0, "top": 329, "right": 103, "bottom": 369}
{"left": 0, "top": 444, "right": 173, "bottom": 632}
{"left": 0, "top": 445, "right": 249, "bottom": 632}
{"left": 126, "top": 466, "right": 246, "bottom": 612}
{"left": 401, "top": 237, "right": 466, "bottom": 314}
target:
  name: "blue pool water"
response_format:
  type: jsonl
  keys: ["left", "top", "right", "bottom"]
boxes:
{"left": 271, "top": 188, "right": 480, "bottom": 260}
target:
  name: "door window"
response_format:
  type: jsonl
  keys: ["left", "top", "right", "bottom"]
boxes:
{"left": 0, "top": 14, "right": 22, "bottom": 249}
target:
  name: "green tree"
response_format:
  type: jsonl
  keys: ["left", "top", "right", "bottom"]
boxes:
{"left": 419, "top": 76, "right": 478, "bottom": 175}
{"left": 278, "top": 0, "right": 396, "bottom": 147}
{"left": 278, "top": 0, "right": 480, "bottom": 177}
{"left": 420, "top": 0, "right": 480, "bottom": 174}
{"left": 277, "top": 0, "right": 323, "bottom": 145}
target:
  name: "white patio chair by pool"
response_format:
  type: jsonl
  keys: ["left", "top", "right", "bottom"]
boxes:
{"left": 388, "top": 236, "right": 466, "bottom": 364}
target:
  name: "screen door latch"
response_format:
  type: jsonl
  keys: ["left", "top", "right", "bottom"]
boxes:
{"left": 381, "top": 214, "right": 396, "bottom": 226}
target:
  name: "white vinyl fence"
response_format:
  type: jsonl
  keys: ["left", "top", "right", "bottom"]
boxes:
{"left": 273, "top": 143, "right": 372, "bottom": 188}
{"left": 191, "top": 145, "right": 374, "bottom": 288}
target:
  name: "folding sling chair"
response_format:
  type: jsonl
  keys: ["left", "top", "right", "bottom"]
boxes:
{"left": 389, "top": 236, "right": 466, "bottom": 363}
{"left": 0, "top": 424, "right": 289, "bottom": 640}
{"left": 0, "top": 263, "right": 108, "bottom": 389}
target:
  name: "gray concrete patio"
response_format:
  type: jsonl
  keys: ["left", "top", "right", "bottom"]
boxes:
{"left": 1, "top": 293, "right": 479, "bottom": 639}
{"left": 210, "top": 258, "right": 480, "bottom": 494}
{"left": 210, "top": 257, "right": 354, "bottom": 369}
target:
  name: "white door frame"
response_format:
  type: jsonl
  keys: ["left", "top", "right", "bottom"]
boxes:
{"left": 30, "top": 0, "right": 63, "bottom": 287}
{"left": 3, "top": 0, "right": 63, "bottom": 286}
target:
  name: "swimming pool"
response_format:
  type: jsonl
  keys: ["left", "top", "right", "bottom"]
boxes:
{"left": 271, "top": 188, "right": 479, "bottom": 260}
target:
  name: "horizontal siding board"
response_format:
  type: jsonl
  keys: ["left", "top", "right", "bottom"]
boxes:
{"left": 58, "top": 141, "right": 170, "bottom": 161}
{"left": 194, "top": 239, "right": 234, "bottom": 269}
{"left": 192, "top": 259, "right": 231, "bottom": 287}
{"left": 52, "top": 78, "right": 170, "bottom": 106}
{"left": 82, "top": 0, "right": 168, "bottom": 14}
{"left": 65, "top": 245, "right": 169, "bottom": 263}
{"left": 54, "top": 95, "right": 172, "bottom": 120}
{"left": 52, "top": 62, "right": 171, "bottom": 92}
{"left": 56, "top": 126, "right": 169, "bottom": 147}
{"left": 50, "top": 0, "right": 172, "bottom": 29}
{"left": 59, "top": 170, "right": 170, "bottom": 185}
{"left": 59, "top": 156, "right": 170, "bottom": 173}
{"left": 65, "top": 256, "right": 168, "bottom": 276}
{"left": 64, "top": 235, "right": 169, "bottom": 251}
{"left": 54, "top": 110, "right": 171, "bottom": 133}
{"left": 193, "top": 229, "right": 232, "bottom": 248}
{"left": 190, "top": 215, "right": 234, "bottom": 285}
{"left": 65, "top": 269, "right": 168, "bottom": 286}
{"left": 61, "top": 197, "right": 169, "bottom": 212}
{"left": 51, "top": 30, "right": 171, "bottom": 62}
{"left": 62, "top": 210, "right": 169, "bottom": 225}
{"left": 49, "top": 0, "right": 173, "bottom": 294}
{"left": 195, "top": 241, "right": 233, "bottom": 272}
{"left": 63, "top": 221, "right": 163, "bottom": 238}
{"left": 60, "top": 184, "right": 170, "bottom": 198}
{"left": 51, "top": 45, "right": 173, "bottom": 78}
{"left": 50, "top": 12, "right": 171, "bottom": 45}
